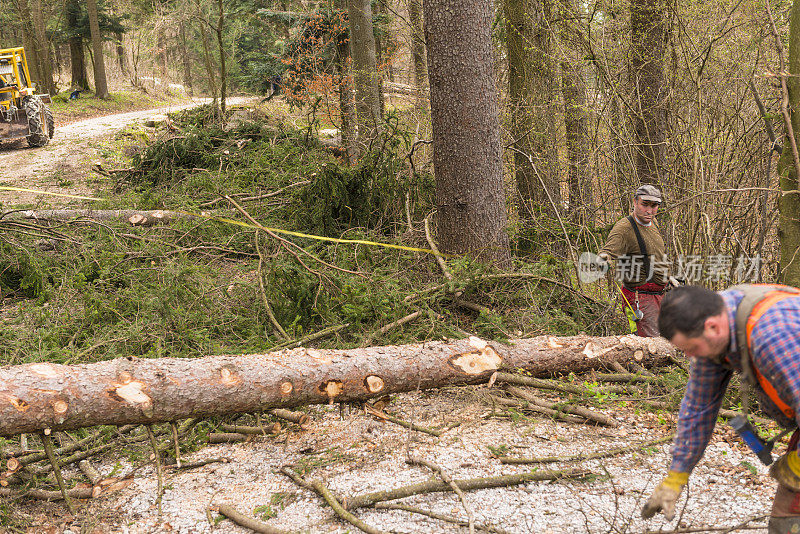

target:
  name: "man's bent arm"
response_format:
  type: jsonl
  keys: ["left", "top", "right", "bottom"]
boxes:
{"left": 670, "top": 359, "right": 732, "bottom": 473}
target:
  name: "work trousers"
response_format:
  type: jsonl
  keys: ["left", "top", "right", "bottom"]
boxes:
{"left": 621, "top": 283, "right": 664, "bottom": 337}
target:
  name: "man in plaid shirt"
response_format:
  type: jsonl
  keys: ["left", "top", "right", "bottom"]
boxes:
{"left": 643, "top": 285, "right": 800, "bottom": 533}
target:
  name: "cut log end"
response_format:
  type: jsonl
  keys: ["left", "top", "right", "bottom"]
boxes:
{"left": 280, "top": 382, "right": 293, "bottom": 395}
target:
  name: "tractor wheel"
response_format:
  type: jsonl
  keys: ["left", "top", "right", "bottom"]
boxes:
{"left": 24, "top": 96, "right": 49, "bottom": 147}
{"left": 44, "top": 105, "right": 54, "bottom": 139}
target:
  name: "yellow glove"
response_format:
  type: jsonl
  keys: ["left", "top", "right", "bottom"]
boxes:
{"left": 771, "top": 450, "right": 800, "bottom": 492}
{"left": 641, "top": 471, "right": 689, "bottom": 520}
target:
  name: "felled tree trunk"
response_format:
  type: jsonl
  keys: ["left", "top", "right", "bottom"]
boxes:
{"left": 0, "top": 335, "right": 674, "bottom": 436}
{"left": 3, "top": 209, "right": 198, "bottom": 227}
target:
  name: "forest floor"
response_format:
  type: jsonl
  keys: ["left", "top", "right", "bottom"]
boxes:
{"left": 9, "top": 383, "right": 776, "bottom": 534}
{"left": 0, "top": 95, "right": 779, "bottom": 534}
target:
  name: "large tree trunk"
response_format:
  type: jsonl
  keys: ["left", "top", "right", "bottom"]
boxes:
{"left": 504, "top": 0, "right": 560, "bottom": 218}
{"left": 562, "top": 60, "right": 591, "bottom": 223}
{"left": 424, "top": 0, "right": 511, "bottom": 266}
{"left": 779, "top": 0, "right": 800, "bottom": 286}
{"left": 0, "top": 335, "right": 673, "bottom": 436}
{"left": 67, "top": 0, "right": 89, "bottom": 91}
{"left": 178, "top": 21, "right": 193, "bottom": 97}
{"left": 216, "top": 0, "right": 227, "bottom": 115}
{"left": 115, "top": 32, "right": 127, "bottom": 76}
{"left": 347, "top": 0, "right": 382, "bottom": 156}
{"left": 30, "top": 0, "right": 55, "bottom": 94}
{"left": 335, "top": 0, "right": 356, "bottom": 163}
{"left": 408, "top": 0, "right": 428, "bottom": 109}
{"left": 87, "top": 0, "right": 109, "bottom": 99}
{"left": 630, "top": 0, "right": 667, "bottom": 185}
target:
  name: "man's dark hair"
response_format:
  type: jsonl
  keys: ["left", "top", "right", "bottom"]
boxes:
{"left": 658, "top": 285, "right": 725, "bottom": 340}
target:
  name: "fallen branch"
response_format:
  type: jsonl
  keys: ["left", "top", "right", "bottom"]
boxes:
{"left": 375, "top": 502, "right": 513, "bottom": 534}
{"left": 486, "top": 394, "right": 587, "bottom": 424}
{"left": 166, "top": 458, "right": 229, "bottom": 470}
{"left": 503, "top": 385, "right": 618, "bottom": 427}
{"left": 407, "top": 456, "right": 475, "bottom": 534}
{"left": 311, "top": 479, "right": 388, "bottom": 534}
{"left": 495, "top": 372, "right": 632, "bottom": 396}
{"left": 208, "top": 432, "right": 251, "bottom": 444}
{"left": 215, "top": 503, "right": 289, "bottom": 534}
{"left": 199, "top": 180, "right": 310, "bottom": 208}
{"left": 364, "top": 406, "right": 442, "bottom": 437}
{"left": 41, "top": 431, "right": 75, "bottom": 513}
{"left": 219, "top": 423, "right": 281, "bottom": 435}
{"left": 499, "top": 435, "right": 674, "bottom": 464}
{"left": 0, "top": 485, "right": 93, "bottom": 500}
{"left": 268, "top": 323, "right": 350, "bottom": 352}
{"left": 645, "top": 513, "right": 768, "bottom": 533}
{"left": 146, "top": 425, "right": 163, "bottom": 516}
{"left": 360, "top": 310, "right": 423, "bottom": 348}
{"left": 593, "top": 372, "right": 661, "bottom": 384}
{"left": 270, "top": 409, "right": 309, "bottom": 426}
{"left": 344, "top": 467, "right": 592, "bottom": 509}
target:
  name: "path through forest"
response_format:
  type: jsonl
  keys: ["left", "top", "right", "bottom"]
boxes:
{"left": 0, "top": 97, "right": 255, "bottom": 207}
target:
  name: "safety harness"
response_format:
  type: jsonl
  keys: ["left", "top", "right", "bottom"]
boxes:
{"left": 732, "top": 284, "right": 800, "bottom": 420}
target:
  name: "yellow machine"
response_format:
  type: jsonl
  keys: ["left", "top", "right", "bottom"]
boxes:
{"left": 0, "top": 47, "right": 53, "bottom": 147}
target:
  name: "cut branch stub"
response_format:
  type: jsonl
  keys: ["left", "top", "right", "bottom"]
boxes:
{"left": 365, "top": 376, "right": 385, "bottom": 393}
{"left": 0, "top": 334, "right": 675, "bottom": 436}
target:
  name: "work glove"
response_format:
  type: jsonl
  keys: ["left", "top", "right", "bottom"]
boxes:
{"left": 641, "top": 470, "right": 689, "bottom": 521}
{"left": 771, "top": 450, "right": 800, "bottom": 492}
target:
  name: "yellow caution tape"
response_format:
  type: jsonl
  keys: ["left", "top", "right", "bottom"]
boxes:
{"left": 0, "top": 185, "right": 448, "bottom": 257}
{"left": 190, "top": 212, "right": 449, "bottom": 256}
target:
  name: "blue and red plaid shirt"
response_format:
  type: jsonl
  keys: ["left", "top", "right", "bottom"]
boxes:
{"left": 671, "top": 288, "right": 800, "bottom": 474}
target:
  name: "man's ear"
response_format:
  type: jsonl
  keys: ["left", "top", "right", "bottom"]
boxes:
{"left": 704, "top": 313, "right": 727, "bottom": 338}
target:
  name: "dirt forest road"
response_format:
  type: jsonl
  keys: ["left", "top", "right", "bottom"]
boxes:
{"left": 0, "top": 96, "right": 255, "bottom": 207}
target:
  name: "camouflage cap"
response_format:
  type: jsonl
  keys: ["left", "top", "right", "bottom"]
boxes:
{"left": 634, "top": 184, "right": 662, "bottom": 203}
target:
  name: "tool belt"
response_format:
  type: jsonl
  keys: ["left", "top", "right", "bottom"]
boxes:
{"left": 623, "top": 283, "right": 667, "bottom": 296}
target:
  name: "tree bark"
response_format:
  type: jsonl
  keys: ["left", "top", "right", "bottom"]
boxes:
{"left": 67, "top": 0, "right": 89, "bottom": 91}
{"left": 335, "top": 0, "right": 356, "bottom": 163}
{"left": 178, "top": 21, "right": 193, "bottom": 97}
{"left": 562, "top": 60, "right": 591, "bottom": 223}
{"left": 115, "top": 32, "right": 127, "bottom": 76}
{"left": 407, "top": 0, "right": 427, "bottom": 110}
{"left": 30, "top": 0, "right": 55, "bottom": 94}
{"left": 424, "top": 0, "right": 511, "bottom": 266}
{"left": 630, "top": 0, "right": 668, "bottom": 185}
{"left": 777, "top": 0, "right": 800, "bottom": 286}
{"left": 0, "top": 334, "right": 673, "bottom": 436}
{"left": 504, "top": 0, "right": 560, "bottom": 218}
{"left": 216, "top": 0, "right": 227, "bottom": 116}
{"left": 347, "top": 0, "right": 382, "bottom": 156}
{"left": 87, "top": 0, "right": 109, "bottom": 98}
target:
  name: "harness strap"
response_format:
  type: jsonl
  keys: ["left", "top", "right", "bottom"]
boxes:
{"left": 731, "top": 283, "right": 800, "bottom": 419}
{"left": 627, "top": 215, "right": 650, "bottom": 282}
